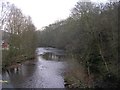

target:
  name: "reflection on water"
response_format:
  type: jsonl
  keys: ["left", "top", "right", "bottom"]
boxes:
{"left": 2, "top": 47, "right": 66, "bottom": 88}
{"left": 42, "top": 52, "right": 65, "bottom": 61}
{"left": 2, "top": 61, "right": 38, "bottom": 88}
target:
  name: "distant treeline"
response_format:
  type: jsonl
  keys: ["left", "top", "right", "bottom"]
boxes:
{"left": 37, "top": 1, "right": 119, "bottom": 88}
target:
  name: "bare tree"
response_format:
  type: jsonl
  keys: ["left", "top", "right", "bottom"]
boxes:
{"left": 0, "top": 1, "right": 10, "bottom": 30}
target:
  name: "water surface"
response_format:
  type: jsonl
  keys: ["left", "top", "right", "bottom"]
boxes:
{"left": 2, "top": 47, "right": 66, "bottom": 88}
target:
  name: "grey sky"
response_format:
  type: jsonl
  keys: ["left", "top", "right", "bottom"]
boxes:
{"left": 7, "top": 0, "right": 109, "bottom": 29}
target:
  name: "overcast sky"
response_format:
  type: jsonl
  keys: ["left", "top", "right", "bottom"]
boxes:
{"left": 7, "top": 0, "right": 109, "bottom": 30}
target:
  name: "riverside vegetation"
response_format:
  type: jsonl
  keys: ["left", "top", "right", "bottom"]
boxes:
{"left": 1, "top": 2, "right": 37, "bottom": 69}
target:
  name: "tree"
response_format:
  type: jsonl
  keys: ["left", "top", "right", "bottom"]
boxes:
{"left": 36, "top": 1, "right": 119, "bottom": 88}
{"left": 2, "top": 2, "right": 37, "bottom": 68}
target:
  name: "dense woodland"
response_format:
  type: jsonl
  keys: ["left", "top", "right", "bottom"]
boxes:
{"left": 36, "top": 1, "right": 119, "bottom": 88}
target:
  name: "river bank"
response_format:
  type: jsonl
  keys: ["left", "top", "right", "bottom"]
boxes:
{"left": 2, "top": 54, "right": 35, "bottom": 70}
{"left": 63, "top": 53, "right": 120, "bottom": 88}
{"left": 63, "top": 58, "right": 88, "bottom": 88}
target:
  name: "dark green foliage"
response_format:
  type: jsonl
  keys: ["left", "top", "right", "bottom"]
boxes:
{"left": 95, "top": 72, "right": 120, "bottom": 88}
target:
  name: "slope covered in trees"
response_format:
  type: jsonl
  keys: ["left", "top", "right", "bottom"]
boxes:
{"left": 37, "top": 1, "right": 119, "bottom": 88}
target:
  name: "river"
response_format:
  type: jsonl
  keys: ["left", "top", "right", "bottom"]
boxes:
{"left": 2, "top": 47, "right": 67, "bottom": 88}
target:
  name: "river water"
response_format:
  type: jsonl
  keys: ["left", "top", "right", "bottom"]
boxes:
{"left": 2, "top": 47, "right": 66, "bottom": 88}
